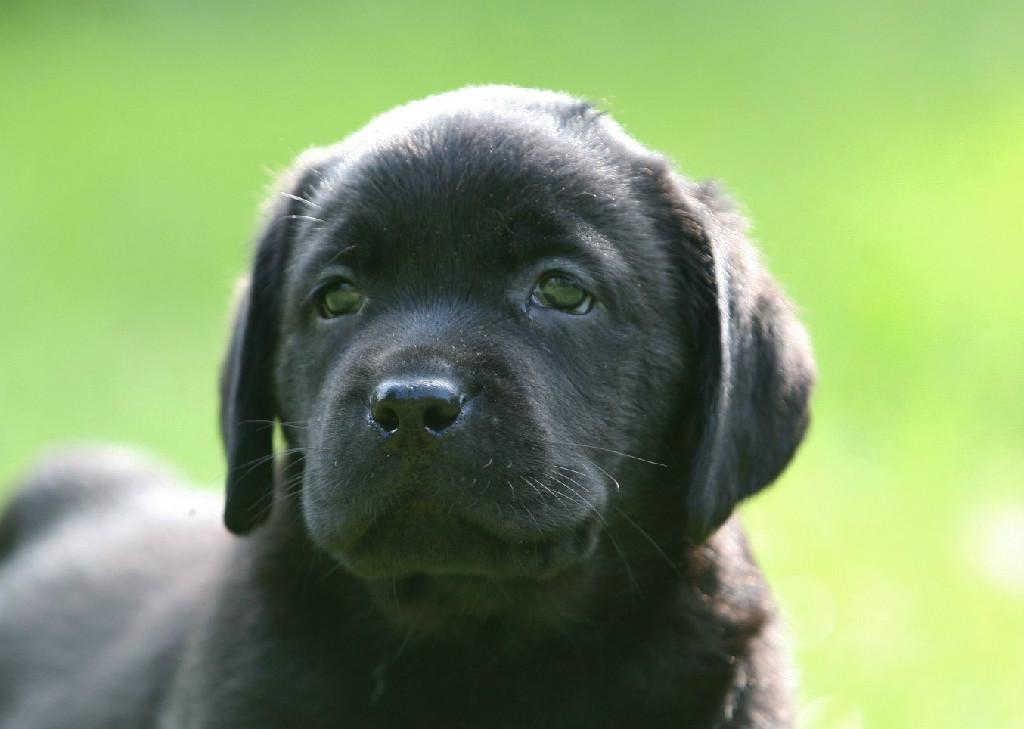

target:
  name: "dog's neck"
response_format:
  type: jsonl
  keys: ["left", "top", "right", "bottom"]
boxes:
{"left": 217, "top": 468, "right": 778, "bottom": 725}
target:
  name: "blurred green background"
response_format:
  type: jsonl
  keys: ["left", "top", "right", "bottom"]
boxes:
{"left": 2, "top": 1, "right": 1022, "bottom": 726}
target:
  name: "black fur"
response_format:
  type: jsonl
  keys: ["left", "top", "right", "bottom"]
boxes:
{"left": 0, "top": 86, "right": 814, "bottom": 728}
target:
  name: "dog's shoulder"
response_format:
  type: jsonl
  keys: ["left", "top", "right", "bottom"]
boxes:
{"left": 0, "top": 445, "right": 231, "bottom": 728}
{"left": 1, "top": 444, "right": 189, "bottom": 557}
{"left": 0, "top": 442, "right": 220, "bottom": 556}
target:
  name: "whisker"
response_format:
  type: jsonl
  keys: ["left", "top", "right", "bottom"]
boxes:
{"left": 277, "top": 467, "right": 307, "bottom": 498}
{"left": 552, "top": 466, "right": 589, "bottom": 489}
{"left": 487, "top": 576, "right": 515, "bottom": 605}
{"left": 549, "top": 440, "right": 667, "bottom": 467}
{"left": 523, "top": 475, "right": 569, "bottom": 505}
{"left": 555, "top": 461, "right": 622, "bottom": 495}
{"left": 230, "top": 447, "right": 309, "bottom": 497}
{"left": 604, "top": 529, "right": 641, "bottom": 599}
{"left": 515, "top": 477, "right": 549, "bottom": 532}
{"left": 283, "top": 214, "right": 326, "bottom": 225}
{"left": 229, "top": 450, "right": 282, "bottom": 483}
{"left": 280, "top": 191, "right": 323, "bottom": 209}
{"left": 238, "top": 418, "right": 276, "bottom": 430}
{"left": 275, "top": 447, "right": 307, "bottom": 458}
{"left": 321, "top": 560, "right": 349, "bottom": 581}
{"left": 612, "top": 506, "right": 682, "bottom": 578}
{"left": 547, "top": 467, "right": 640, "bottom": 597}
{"left": 586, "top": 461, "right": 623, "bottom": 493}
{"left": 549, "top": 474, "right": 607, "bottom": 527}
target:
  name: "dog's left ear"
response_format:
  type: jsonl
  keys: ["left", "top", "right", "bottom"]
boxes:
{"left": 221, "top": 149, "right": 335, "bottom": 535}
{"left": 666, "top": 178, "right": 816, "bottom": 543}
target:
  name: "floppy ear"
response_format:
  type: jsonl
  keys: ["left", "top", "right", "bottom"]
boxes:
{"left": 221, "top": 150, "right": 334, "bottom": 535}
{"left": 673, "top": 181, "right": 816, "bottom": 542}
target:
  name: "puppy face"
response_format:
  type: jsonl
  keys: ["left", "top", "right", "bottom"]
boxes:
{"left": 220, "top": 87, "right": 814, "bottom": 633}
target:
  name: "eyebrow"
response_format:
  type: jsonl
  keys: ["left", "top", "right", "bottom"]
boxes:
{"left": 292, "top": 212, "right": 373, "bottom": 272}
{"left": 508, "top": 209, "right": 625, "bottom": 269}
{"left": 288, "top": 228, "right": 362, "bottom": 292}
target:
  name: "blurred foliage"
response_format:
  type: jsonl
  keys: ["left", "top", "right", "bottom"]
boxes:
{"left": 1, "top": 1, "right": 1022, "bottom": 726}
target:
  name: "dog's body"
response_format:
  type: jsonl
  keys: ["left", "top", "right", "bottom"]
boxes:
{"left": 0, "top": 87, "right": 814, "bottom": 728}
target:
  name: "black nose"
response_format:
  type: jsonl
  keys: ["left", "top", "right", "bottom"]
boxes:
{"left": 369, "top": 378, "right": 464, "bottom": 439}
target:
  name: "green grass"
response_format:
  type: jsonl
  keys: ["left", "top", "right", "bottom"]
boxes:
{"left": 2, "top": 1, "right": 1022, "bottom": 725}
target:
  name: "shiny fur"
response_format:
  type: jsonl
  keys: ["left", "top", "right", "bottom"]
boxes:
{"left": 0, "top": 86, "right": 814, "bottom": 728}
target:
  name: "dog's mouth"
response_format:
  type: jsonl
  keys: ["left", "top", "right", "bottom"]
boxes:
{"left": 330, "top": 497, "right": 600, "bottom": 583}
{"left": 333, "top": 499, "right": 604, "bottom": 635}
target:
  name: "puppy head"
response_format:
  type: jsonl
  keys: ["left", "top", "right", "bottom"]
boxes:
{"left": 220, "top": 86, "right": 814, "bottom": 629}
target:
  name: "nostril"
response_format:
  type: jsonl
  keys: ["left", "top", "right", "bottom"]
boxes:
{"left": 422, "top": 400, "right": 461, "bottom": 433}
{"left": 371, "top": 403, "right": 401, "bottom": 434}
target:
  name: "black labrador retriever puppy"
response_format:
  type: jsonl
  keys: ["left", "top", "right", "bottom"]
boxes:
{"left": 0, "top": 86, "right": 815, "bottom": 728}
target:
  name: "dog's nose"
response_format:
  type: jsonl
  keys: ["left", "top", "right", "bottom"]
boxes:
{"left": 369, "top": 378, "right": 464, "bottom": 439}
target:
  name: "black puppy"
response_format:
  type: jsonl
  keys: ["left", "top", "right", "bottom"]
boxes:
{"left": 0, "top": 86, "right": 815, "bottom": 728}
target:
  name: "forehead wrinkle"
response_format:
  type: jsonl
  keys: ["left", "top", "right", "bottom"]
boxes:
{"left": 288, "top": 219, "right": 361, "bottom": 287}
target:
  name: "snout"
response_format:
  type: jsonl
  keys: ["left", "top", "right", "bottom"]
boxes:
{"left": 369, "top": 377, "right": 467, "bottom": 452}
{"left": 300, "top": 336, "right": 610, "bottom": 586}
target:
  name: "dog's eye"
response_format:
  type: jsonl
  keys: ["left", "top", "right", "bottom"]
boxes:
{"left": 316, "top": 279, "right": 364, "bottom": 318}
{"left": 531, "top": 274, "right": 594, "bottom": 314}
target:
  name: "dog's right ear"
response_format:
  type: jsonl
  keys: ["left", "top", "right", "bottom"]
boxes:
{"left": 221, "top": 149, "right": 335, "bottom": 535}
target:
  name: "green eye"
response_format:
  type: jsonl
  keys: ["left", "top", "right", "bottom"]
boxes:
{"left": 316, "top": 279, "right": 364, "bottom": 318}
{"left": 531, "top": 274, "right": 594, "bottom": 314}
